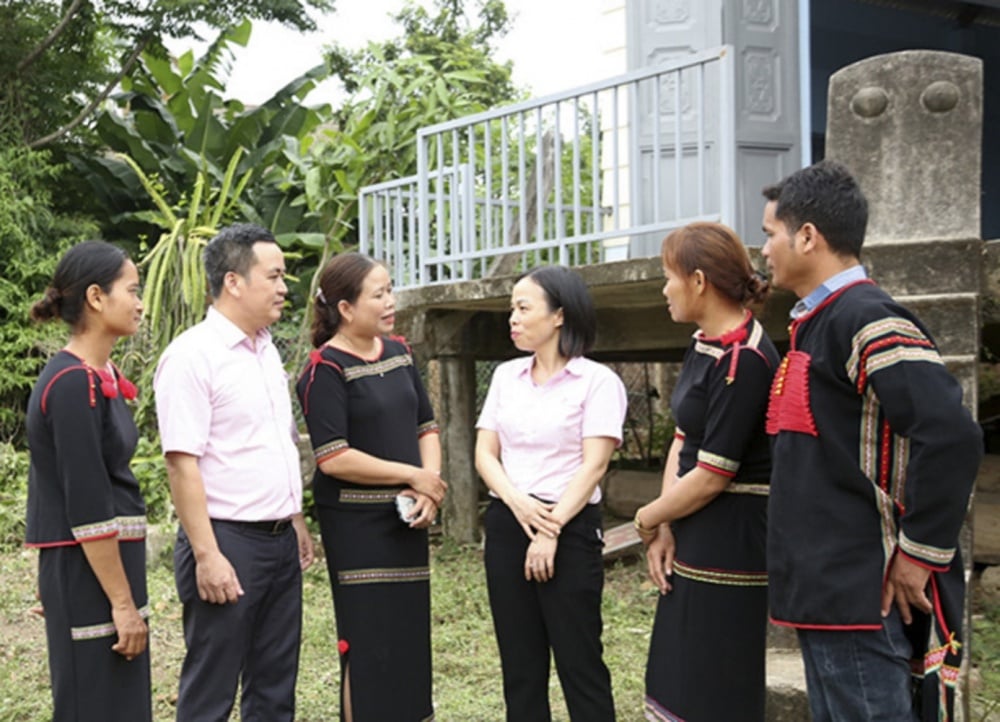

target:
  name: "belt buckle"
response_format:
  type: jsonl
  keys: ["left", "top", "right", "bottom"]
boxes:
{"left": 270, "top": 518, "right": 290, "bottom": 534}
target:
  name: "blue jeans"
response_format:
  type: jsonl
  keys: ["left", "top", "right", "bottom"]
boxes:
{"left": 797, "top": 608, "right": 917, "bottom": 722}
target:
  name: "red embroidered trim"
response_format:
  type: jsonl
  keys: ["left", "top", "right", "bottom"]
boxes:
{"left": 928, "top": 574, "right": 958, "bottom": 649}
{"left": 41, "top": 365, "right": 96, "bottom": 414}
{"left": 96, "top": 368, "right": 118, "bottom": 399}
{"left": 697, "top": 310, "right": 751, "bottom": 346}
{"left": 700, "top": 312, "right": 763, "bottom": 385}
{"left": 695, "top": 461, "right": 737, "bottom": 478}
{"left": 855, "top": 334, "right": 935, "bottom": 393}
{"left": 315, "top": 446, "right": 351, "bottom": 463}
{"left": 111, "top": 362, "right": 138, "bottom": 400}
{"left": 770, "top": 618, "right": 884, "bottom": 631}
{"left": 897, "top": 549, "right": 949, "bottom": 574}
{"left": 298, "top": 348, "right": 344, "bottom": 416}
{"left": 879, "top": 419, "right": 892, "bottom": 493}
{"left": 766, "top": 351, "right": 818, "bottom": 436}
{"left": 24, "top": 539, "right": 81, "bottom": 549}
{"left": 791, "top": 279, "right": 876, "bottom": 330}
{"left": 42, "top": 357, "right": 137, "bottom": 412}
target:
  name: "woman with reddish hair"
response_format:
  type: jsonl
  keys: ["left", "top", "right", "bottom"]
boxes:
{"left": 635, "top": 222, "right": 778, "bottom": 721}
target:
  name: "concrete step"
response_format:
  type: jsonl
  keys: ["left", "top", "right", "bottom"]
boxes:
{"left": 766, "top": 650, "right": 809, "bottom": 721}
{"left": 974, "top": 490, "right": 1000, "bottom": 565}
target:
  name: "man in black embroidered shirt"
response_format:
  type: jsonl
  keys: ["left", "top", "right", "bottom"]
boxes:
{"left": 761, "top": 160, "right": 981, "bottom": 722}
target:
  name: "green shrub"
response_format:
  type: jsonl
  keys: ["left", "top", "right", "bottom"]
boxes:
{"left": 0, "top": 442, "right": 29, "bottom": 548}
{"left": 131, "top": 435, "right": 172, "bottom": 524}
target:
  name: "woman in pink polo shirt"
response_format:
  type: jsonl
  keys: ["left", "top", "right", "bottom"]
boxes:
{"left": 476, "top": 265, "right": 627, "bottom": 722}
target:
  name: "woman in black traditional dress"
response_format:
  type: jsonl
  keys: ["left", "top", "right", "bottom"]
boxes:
{"left": 297, "top": 252, "right": 447, "bottom": 722}
{"left": 633, "top": 222, "right": 778, "bottom": 722}
{"left": 25, "top": 241, "right": 150, "bottom": 721}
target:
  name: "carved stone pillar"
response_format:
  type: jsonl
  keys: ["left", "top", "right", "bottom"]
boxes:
{"left": 826, "top": 50, "right": 984, "bottom": 722}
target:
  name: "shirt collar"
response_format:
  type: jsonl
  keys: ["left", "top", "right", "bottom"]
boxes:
{"left": 206, "top": 306, "right": 272, "bottom": 351}
{"left": 514, "top": 354, "right": 586, "bottom": 381}
{"left": 790, "top": 265, "right": 868, "bottom": 319}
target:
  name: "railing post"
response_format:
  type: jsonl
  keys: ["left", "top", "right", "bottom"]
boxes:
{"left": 718, "top": 45, "right": 737, "bottom": 230}
{"left": 417, "top": 131, "right": 430, "bottom": 287}
{"left": 359, "top": 189, "right": 369, "bottom": 257}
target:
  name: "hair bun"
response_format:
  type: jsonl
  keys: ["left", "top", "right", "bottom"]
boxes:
{"left": 745, "top": 271, "right": 771, "bottom": 305}
{"left": 29, "top": 286, "right": 62, "bottom": 322}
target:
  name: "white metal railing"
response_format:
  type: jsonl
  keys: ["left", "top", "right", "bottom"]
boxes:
{"left": 360, "top": 46, "right": 736, "bottom": 289}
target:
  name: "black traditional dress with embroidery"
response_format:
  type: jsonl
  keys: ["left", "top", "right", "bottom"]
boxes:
{"left": 644, "top": 315, "right": 778, "bottom": 722}
{"left": 297, "top": 337, "right": 439, "bottom": 722}
{"left": 25, "top": 350, "right": 151, "bottom": 722}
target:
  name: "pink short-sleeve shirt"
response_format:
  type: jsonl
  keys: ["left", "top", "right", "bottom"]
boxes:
{"left": 154, "top": 307, "right": 302, "bottom": 521}
{"left": 476, "top": 355, "right": 627, "bottom": 504}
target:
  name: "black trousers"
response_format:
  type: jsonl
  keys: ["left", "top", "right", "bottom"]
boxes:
{"left": 173, "top": 520, "right": 302, "bottom": 722}
{"left": 483, "top": 499, "right": 615, "bottom": 722}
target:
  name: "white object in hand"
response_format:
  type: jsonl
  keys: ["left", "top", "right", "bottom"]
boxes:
{"left": 395, "top": 494, "right": 417, "bottom": 522}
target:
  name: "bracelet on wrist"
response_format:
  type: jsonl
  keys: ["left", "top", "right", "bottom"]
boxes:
{"left": 634, "top": 509, "right": 656, "bottom": 537}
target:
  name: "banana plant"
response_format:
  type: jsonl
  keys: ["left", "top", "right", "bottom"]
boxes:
{"left": 115, "top": 149, "right": 251, "bottom": 429}
{"left": 68, "top": 20, "right": 328, "bottom": 246}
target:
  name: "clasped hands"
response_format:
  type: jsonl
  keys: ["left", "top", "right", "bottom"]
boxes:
{"left": 508, "top": 492, "right": 562, "bottom": 583}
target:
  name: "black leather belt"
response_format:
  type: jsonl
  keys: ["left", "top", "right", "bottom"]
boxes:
{"left": 217, "top": 518, "right": 293, "bottom": 535}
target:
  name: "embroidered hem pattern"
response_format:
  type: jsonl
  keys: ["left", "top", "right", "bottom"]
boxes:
{"left": 70, "top": 604, "right": 152, "bottom": 641}
{"left": 338, "top": 489, "right": 400, "bottom": 505}
{"left": 70, "top": 515, "right": 148, "bottom": 543}
{"left": 673, "top": 560, "right": 768, "bottom": 587}
{"left": 338, "top": 566, "right": 431, "bottom": 586}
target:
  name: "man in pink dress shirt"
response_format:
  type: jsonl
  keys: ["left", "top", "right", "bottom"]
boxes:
{"left": 154, "top": 224, "right": 314, "bottom": 722}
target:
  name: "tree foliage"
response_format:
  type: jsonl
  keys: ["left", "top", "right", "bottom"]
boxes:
{"left": 0, "top": 136, "right": 97, "bottom": 442}
{"left": 71, "top": 19, "right": 329, "bottom": 246}
{"left": 258, "top": 0, "right": 521, "bottom": 363}
{"left": 113, "top": 148, "right": 253, "bottom": 431}
{"left": 1, "top": 0, "right": 333, "bottom": 150}
{"left": 325, "top": 0, "right": 518, "bottom": 179}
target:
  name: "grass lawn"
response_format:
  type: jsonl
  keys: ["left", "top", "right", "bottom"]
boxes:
{"left": 0, "top": 532, "right": 655, "bottom": 721}
{"left": 0, "top": 531, "right": 997, "bottom": 721}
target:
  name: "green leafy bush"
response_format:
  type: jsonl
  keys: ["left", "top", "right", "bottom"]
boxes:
{"left": 0, "top": 138, "right": 97, "bottom": 444}
{"left": 0, "top": 442, "right": 28, "bottom": 548}
{"left": 131, "top": 435, "right": 172, "bottom": 525}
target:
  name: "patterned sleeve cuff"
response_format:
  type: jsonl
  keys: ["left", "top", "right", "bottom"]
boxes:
{"left": 417, "top": 420, "right": 440, "bottom": 438}
{"left": 315, "top": 439, "right": 350, "bottom": 463}
{"left": 898, "top": 530, "right": 955, "bottom": 571}
{"left": 71, "top": 518, "right": 120, "bottom": 542}
{"left": 696, "top": 449, "right": 740, "bottom": 478}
